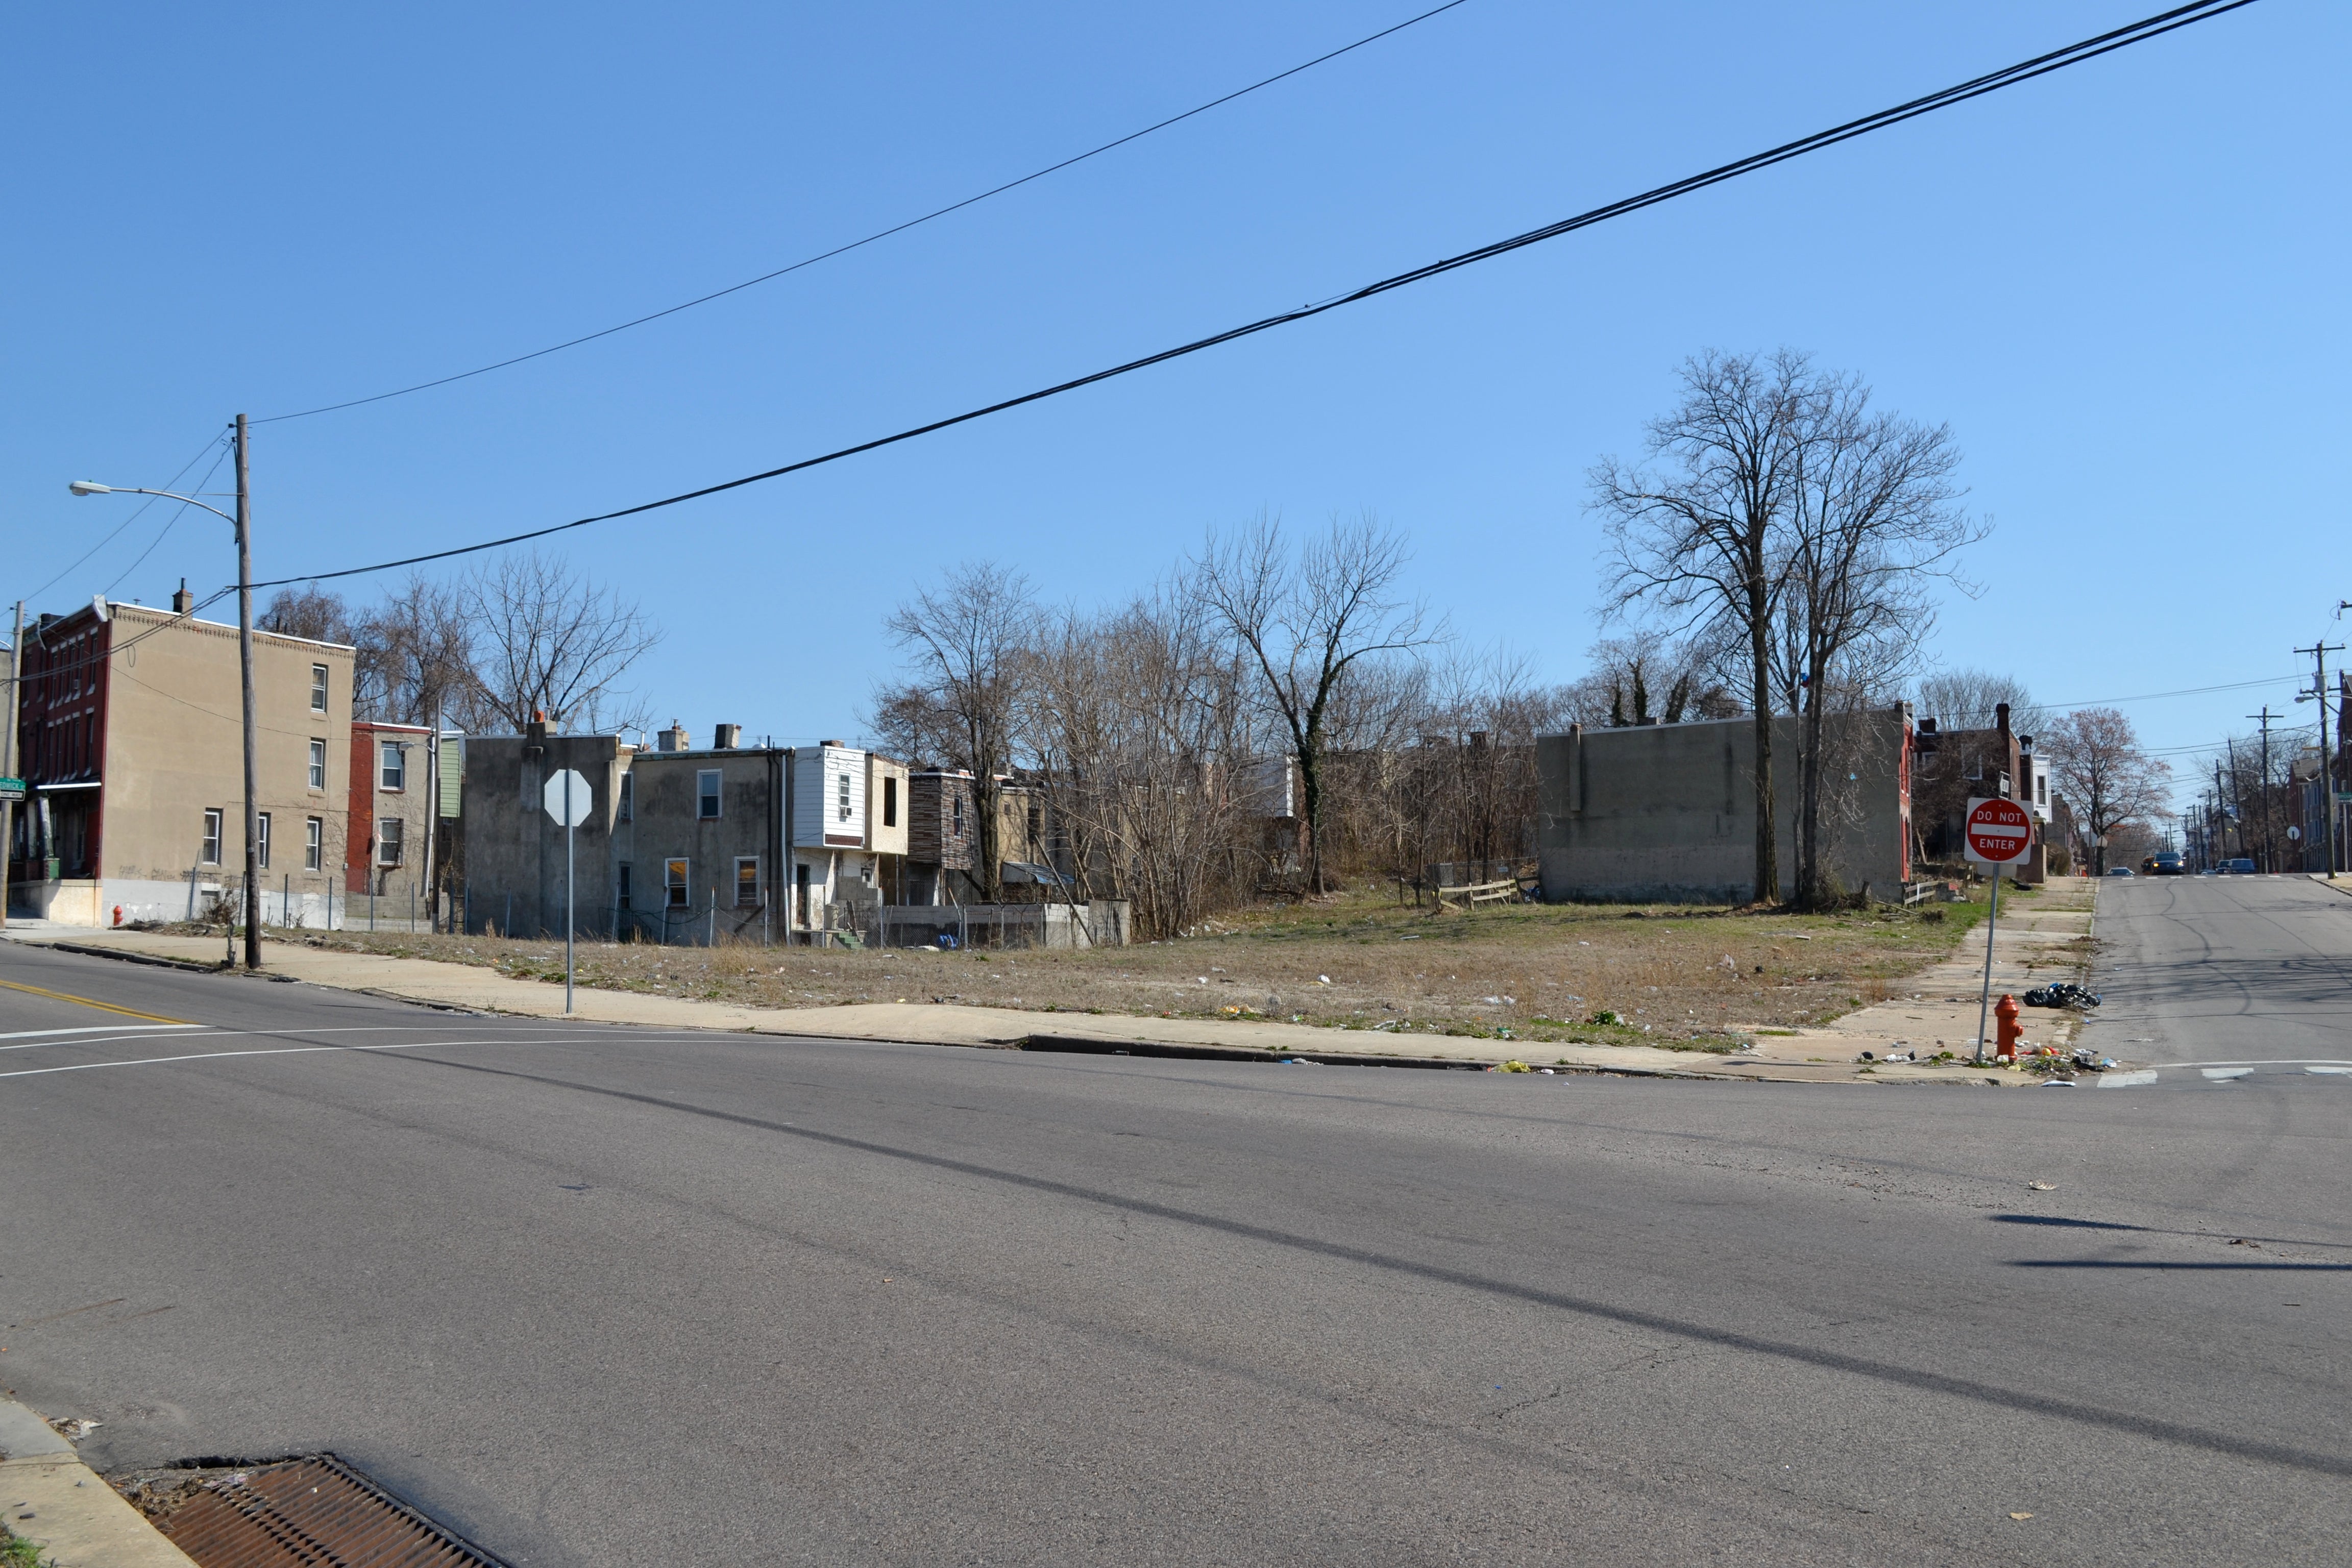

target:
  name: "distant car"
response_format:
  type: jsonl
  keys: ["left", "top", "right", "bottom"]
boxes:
{"left": 2106, "top": 866, "right": 2136, "bottom": 877}
{"left": 2225, "top": 857, "right": 2257, "bottom": 875}
{"left": 2152, "top": 851, "right": 2186, "bottom": 876}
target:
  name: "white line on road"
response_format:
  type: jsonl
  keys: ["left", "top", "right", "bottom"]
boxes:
{"left": 0, "top": 1034, "right": 659, "bottom": 1081}
{"left": 0, "top": 1023, "right": 204, "bottom": 1042}
{"left": 2201, "top": 1067, "right": 2255, "bottom": 1081}
{"left": 2307, "top": 1066, "right": 2352, "bottom": 1076}
{"left": 2097, "top": 1070, "right": 2160, "bottom": 1088}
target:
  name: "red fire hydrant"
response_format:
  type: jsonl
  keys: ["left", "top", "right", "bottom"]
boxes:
{"left": 112, "top": 904, "right": 125, "bottom": 927}
{"left": 1994, "top": 994, "right": 2022, "bottom": 1061}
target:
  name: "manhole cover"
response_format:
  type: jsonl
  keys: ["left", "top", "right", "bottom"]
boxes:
{"left": 118, "top": 1453, "right": 510, "bottom": 1567}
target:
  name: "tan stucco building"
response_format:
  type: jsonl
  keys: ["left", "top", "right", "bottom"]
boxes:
{"left": 8, "top": 596, "right": 355, "bottom": 926}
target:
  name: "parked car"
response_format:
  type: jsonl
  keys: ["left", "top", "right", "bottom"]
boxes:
{"left": 2106, "top": 866, "right": 2136, "bottom": 876}
{"left": 2224, "top": 857, "right": 2257, "bottom": 874}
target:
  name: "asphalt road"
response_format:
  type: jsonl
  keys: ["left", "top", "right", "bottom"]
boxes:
{"left": 2087, "top": 872, "right": 2352, "bottom": 1083}
{"left": 1, "top": 936, "right": 2346, "bottom": 1566}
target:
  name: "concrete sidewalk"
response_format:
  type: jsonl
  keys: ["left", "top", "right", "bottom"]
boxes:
{"left": 1, "top": 1400, "right": 196, "bottom": 1567}
{"left": 7, "top": 906, "right": 2096, "bottom": 1086}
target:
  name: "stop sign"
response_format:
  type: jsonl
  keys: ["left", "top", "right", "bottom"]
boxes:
{"left": 1964, "top": 796, "right": 2032, "bottom": 865}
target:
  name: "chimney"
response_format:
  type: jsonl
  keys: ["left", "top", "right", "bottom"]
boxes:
{"left": 171, "top": 578, "right": 194, "bottom": 615}
{"left": 525, "top": 709, "right": 548, "bottom": 752}
{"left": 658, "top": 722, "right": 689, "bottom": 753}
{"left": 713, "top": 723, "right": 741, "bottom": 750}
{"left": 1996, "top": 702, "right": 2011, "bottom": 739}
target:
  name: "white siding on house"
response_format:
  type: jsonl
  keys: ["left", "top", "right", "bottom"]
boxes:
{"left": 792, "top": 745, "right": 868, "bottom": 849}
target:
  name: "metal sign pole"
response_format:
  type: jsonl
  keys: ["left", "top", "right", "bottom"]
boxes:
{"left": 1972, "top": 872, "right": 2001, "bottom": 1066}
{"left": 565, "top": 769, "right": 576, "bottom": 1014}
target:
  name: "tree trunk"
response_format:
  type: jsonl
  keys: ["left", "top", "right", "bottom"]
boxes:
{"left": 1747, "top": 580, "right": 1778, "bottom": 906}
{"left": 1298, "top": 748, "right": 1324, "bottom": 897}
{"left": 1796, "top": 665, "right": 1826, "bottom": 909}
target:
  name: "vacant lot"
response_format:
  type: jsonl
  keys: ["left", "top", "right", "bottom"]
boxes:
{"left": 254, "top": 886, "right": 1997, "bottom": 1049}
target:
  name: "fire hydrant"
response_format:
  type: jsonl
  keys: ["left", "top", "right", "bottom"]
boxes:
{"left": 1994, "top": 994, "right": 2023, "bottom": 1061}
{"left": 112, "top": 904, "right": 125, "bottom": 927}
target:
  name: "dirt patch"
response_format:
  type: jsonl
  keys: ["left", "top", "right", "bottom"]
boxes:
{"left": 212, "top": 889, "right": 1987, "bottom": 1048}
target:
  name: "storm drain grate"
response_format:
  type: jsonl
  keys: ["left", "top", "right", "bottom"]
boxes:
{"left": 139, "top": 1453, "right": 511, "bottom": 1568}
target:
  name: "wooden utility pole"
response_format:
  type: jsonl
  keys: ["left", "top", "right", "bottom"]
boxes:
{"left": 1, "top": 601, "right": 21, "bottom": 930}
{"left": 2248, "top": 707, "right": 2278, "bottom": 873}
{"left": 235, "top": 414, "right": 261, "bottom": 969}
{"left": 2297, "top": 643, "right": 2343, "bottom": 876}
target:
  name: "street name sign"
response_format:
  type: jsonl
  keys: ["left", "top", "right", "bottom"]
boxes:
{"left": 543, "top": 770, "right": 593, "bottom": 827}
{"left": 1964, "top": 795, "right": 2031, "bottom": 865}
{"left": 0, "top": 778, "right": 23, "bottom": 802}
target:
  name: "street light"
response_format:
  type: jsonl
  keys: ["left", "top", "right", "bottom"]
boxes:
{"left": 68, "top": 414, "right": 261, "bottom": 970}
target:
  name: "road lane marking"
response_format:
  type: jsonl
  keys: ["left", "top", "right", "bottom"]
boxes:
{"left": 2098, "top": 1070, "right": 2159, "bottom": 1088}
{"left": 2308, "top": 1066, "right": 2352, "bottom": 1076}
{"left": 0, "top": 977, "right": 189, "bottom": 1023}
{"left": 0, "top": 1032, "right": 699, "bottom": 1080}
{"left": 2202, "top": 1068, "right": 2255, "bottom": 1081}
{"left": 2, "top": 1030, "right": 226, "bottom": 1054}
{"left": 0, "top": 1022, "right": 203, "bottom": 1042}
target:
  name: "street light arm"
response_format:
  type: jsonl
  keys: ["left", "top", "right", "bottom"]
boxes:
{"left": 69, "top": 484, "right": 238, "bottom": 530}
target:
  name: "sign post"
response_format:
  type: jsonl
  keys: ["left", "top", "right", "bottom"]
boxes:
{"left": 1965, "top": 795, "right": 2035, "bottom": 1064}
{"left": 543, "top": 769, "right": 593, "bottom": 1013}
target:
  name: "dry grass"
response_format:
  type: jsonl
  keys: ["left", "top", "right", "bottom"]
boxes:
{"left": 235, "top": 884, "right": 1994, "bottom": 1048}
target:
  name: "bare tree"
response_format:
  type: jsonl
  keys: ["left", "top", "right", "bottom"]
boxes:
{"left": 884, "top": 561, "right": 1040, "bottom": 902}
{"left": 1597, "top": 350, "right": 1812, "bottom": 903}
{"left": 1780, "top": 374, "right": 1976, "bottom": 906}
{"left": 2045, "top": 707, "right": 2171, "bottom": 874}
{"left": 1195, "top": 513, "right": 1438, "bottom": 894}
{"left": 257, "top": 587, "right": 359, "bottom": 646}
{"left": 356, "top": 575, "right": 483, "bottom": 729}
{"left": 1915, "top": 669, "right": 2048, "bottom": 739}
{"left": 461, "top": 552, "right": 659, "bottom": 733}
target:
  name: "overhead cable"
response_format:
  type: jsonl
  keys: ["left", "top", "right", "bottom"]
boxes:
{"left": 248, "top": 0, "right": 2258, "bottom": 593}
{"left": 254, "top": 0, "right": 1476, "bottom": 424}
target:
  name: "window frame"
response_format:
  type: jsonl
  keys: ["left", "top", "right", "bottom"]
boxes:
{"left": 304, "top": 816, "right": 323, "bottom": 872}
{"left": 734, "top": 855, "right": 761, "bottom": 907}
{"left": 616, "top": 862, "right": 633, "bottom": 911}
{"left": 697, "top": 769, "right": 722, "bottom": 820}
{"left": 882, "top": 775, "right": 898, "bottom": 828}
{"left": 255, "top": 811, "right": 272, "bottom": 871}
{"left": 377, "top": 816, "right": 404, "bottom": 868}
{"left": 201, "top": 808, "right": 223, "bottom": 867}
{"left": 836, "top": 770, "right": 851, "bottom": 822}
{"left": 617, "top": 771, "right": 633, "bottom": 823}
{"left": 308, "top": 738, "right": 327, "bottom": 791}
{"left": 310, "top": 664, "right": 329, "bottom": 714}
{"left": 380, "top": 740, "right": 405, "bottom": 792}
{"left": 665, "top": 857, "right": 690, "bottom": 909}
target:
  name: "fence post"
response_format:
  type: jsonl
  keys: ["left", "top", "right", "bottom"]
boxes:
{"left": 708, "top": 888, "right": 716, "bottom": 947}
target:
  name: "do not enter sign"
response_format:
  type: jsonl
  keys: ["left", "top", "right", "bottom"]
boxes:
{"left": 1964, "top": 796, "right": 2033, "bottom": 865}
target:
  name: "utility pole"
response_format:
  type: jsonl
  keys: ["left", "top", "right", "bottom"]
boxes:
{"left": 235, "top": 414, "right": 261, "bottom": 969}
{"left": 1, "top": 601, "right": 21, "bottom": 931}
{"left": 2248, "top": 707, "right": 2278, "bottom": 874}
{"left": 2297, "top": 643, "right": 2343, "bottom": 876}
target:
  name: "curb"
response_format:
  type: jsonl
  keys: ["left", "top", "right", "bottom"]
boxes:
{"left": 17, "top": 939, "right": 220, "bottom": 975}
{"left": 0, "top": 1400, "right": 198, "bottom": 1567}
{"left": 1003, "top": 1033, "right": 1744, "bottom": 1079}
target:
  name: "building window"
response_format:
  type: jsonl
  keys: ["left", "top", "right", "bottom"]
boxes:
{"left": 736, "top": 856, "right": 760, "bottom": 906}
{"left": 697, "top": 769, "right": 721, "bottom": 820}
{"left": 378, "top": 817, "right": 404, "bottom": 868}
{"left": 883, "top": 776, "right": 898, "bottom": 828}
{"left": 952, "top": 795, "right": 964, "bottom": 836}
{"left": 380, "top": 740, "right": 405, "bottom": 791}
{"left": 665, "top": 858, "right": 689, "bottom": 909}
{"left": 308, "top": 739, "right": 327, "bottom": 790}
{"left": 310, "top": 664, "right": 329, "bottom": 714}
{"left": 256, "top": 812, "right": 272, "bottom": 870}
{"left": 616, "top": 863, "right": 633, "bottom": 910}
{"left": 201, "top": 809, "right": 223, "bottom": 866}
{"left": 618, "top": 772, "right": 633, "bottom": 823}
{"left": 837, "top": 770, "right": 852, "bottom": 822}
{"left": 304, "top": 817, "right": 323, "bottom": 872}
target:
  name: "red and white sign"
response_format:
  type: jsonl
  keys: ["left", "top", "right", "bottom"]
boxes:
{"left": 1964, "top": 796, "right": 2033, "bottom": 865}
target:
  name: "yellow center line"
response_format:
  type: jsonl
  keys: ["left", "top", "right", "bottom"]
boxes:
{"left": 0, "top": 977, "right": 190, "bottom": 1025}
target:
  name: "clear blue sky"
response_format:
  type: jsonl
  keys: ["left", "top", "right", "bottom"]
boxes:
{"left": 5, "top": 2, "right": 2342, "bottom": 803}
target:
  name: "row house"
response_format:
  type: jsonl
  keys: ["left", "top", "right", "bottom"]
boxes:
{"left": 7, "top": 593, "right": 356, "bottom": 925}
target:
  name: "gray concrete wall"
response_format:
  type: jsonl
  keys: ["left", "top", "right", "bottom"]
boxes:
{"left": 1537, "top": 709, "right": 1910, "bottom": 903}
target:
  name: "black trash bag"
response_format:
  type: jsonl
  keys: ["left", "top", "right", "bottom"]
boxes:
{"left": 2023, "top": 982, "right": 2101, "bottom": 1009}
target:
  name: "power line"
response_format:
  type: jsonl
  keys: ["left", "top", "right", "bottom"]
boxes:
{"left": 254, "top": 0, "right": 1477, "bottom": 425}
{"left": 104, "top": 442, "right": 235, "bottom": 597}
{"left": 2048, "top": 672, "right": 2299, "bottom": 707}
{"left": 248, "top": 0, "right": 2258, "bottom": 594}
{"left": 15, "top": 431, "right": 227, "bottom": 608}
